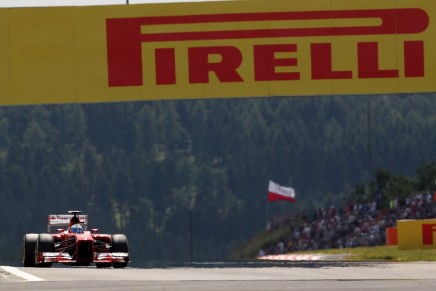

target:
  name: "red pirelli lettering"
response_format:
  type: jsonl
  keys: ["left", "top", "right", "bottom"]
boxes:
{"left": 254, "top": 44, "right": 300, "bottom": 81}
{"left": 404, "top": 41, "right": 425, "bottom": 78}
{"left": 155, "top": 48, "right": 176, "bottom": 85}
{"left": 358, "top": 42, "right": 399, "bottom": 79}
{"left": 311, "top": 43, "right": 353, "bottom": 80}
{"left": 106, "top": 8, "right": 429, "bottom": 87}
{"left": 188, "top": 46, "right": 243, "bottom": 83}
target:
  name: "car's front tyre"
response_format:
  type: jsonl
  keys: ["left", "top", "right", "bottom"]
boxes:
{"left": 36, "top": 234, "right": 54, "bottom": 268}
{"left": 111, "top": 234, "right": 129, "bottom": 268}
{"left": 96, "top": 263, "right": 112, "bottom": 268}
{"left": 23, "top": 233, "right": 38, "bottom": 267}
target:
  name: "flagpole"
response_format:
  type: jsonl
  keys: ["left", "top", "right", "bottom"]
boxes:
{"left": 266, "top": 181, "right": 270, "bottom": 230}
{"left": 265, "top": 200, "right": 269, "bottom": 230}
{"left": 266, "top": 201, "right": 269, "bottom": 230}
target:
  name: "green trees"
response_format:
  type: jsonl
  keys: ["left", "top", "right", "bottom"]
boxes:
{"left": 1, "top": 93, "right": 436, "bottom": 265}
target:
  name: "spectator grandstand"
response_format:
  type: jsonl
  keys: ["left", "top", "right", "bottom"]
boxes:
{"left": 260, "top": 192, "right": 436, "bottom": 256}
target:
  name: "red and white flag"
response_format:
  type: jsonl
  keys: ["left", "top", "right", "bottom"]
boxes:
{"left": 267, "top": 180, "right": 296, "bottom": 203}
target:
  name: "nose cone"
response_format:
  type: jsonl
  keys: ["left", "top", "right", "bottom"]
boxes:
{"left": 75, "top": 232, "right": 93, "bottom": 241}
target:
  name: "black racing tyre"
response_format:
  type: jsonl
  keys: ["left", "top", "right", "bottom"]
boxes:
{"left": 96, "top": 263, "right": 112, "bottom": 268}
{"left": 23, "top": 233, "right": 38, "bottom": 267}
{"left": 36, "top": 234, "right": 54, "bottom": 268}
{"left": 112, "top": 262, "right": 128, "bottom": 268}
{"left": 111, "top": 234, "right": 129, "bottom": 268}
{"left": 112, "top": 234, "right": 129, "bottom": 252}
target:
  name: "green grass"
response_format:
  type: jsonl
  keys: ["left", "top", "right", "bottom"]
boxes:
{"left": 232, "top": 228, "right": 291, "bottom": 259}
{"left": 294, "top": 246, "right": 436, "bottom": 262}
{"left": 231, "top": 228, "right": 436, "bottom": 262}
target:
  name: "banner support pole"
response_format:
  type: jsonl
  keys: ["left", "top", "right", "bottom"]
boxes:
{"left": 266, "top": 201, "right": 270, "bottom": 230}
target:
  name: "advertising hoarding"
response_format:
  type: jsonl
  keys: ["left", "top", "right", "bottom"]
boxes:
{"left": 0, "top": 0, "right": 435, "bottom": 105}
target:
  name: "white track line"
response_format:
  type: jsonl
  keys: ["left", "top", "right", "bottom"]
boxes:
{"left": 0, "top": 266, "right": 45, "bottom": 282}
{"left": 258, "top": 254, "right": 323, "bottom": 261}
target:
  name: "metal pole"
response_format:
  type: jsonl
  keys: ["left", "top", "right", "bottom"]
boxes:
{"left": 266, "top": 201, "right": 269, "bottom": 229}
{"left": 367, "top": 97, "right": 373, "bottom": 176}
{"left": 189, "top": 209, "right": 193, "bottom": 262}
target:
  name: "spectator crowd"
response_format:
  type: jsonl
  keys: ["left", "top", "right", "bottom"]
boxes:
{"left": 259, "top": 192, "right": 436, "bottom": 257}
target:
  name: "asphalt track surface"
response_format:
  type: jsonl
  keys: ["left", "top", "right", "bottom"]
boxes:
{"left": 1, "top": 261, "right": 436, "bottom": 291}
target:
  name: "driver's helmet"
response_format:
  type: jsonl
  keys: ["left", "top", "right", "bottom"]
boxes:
{"left": 71, "top": 223, "right": 84, "bottom": 234}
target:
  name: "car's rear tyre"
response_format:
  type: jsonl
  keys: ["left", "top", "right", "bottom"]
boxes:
{"left": 111, "top": 234, "right": 129, "bottom": 268}
{"left": 23, "top": 233, "right": 38, "bottom": 267}
{"left": 36, "top": 234, "right": 54, "bottom": 268}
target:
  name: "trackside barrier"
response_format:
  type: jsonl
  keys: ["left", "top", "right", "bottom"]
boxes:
{"left": 385, "top": 226, "right": 398, "bottom": 246}
{"left": 397, "top": 219, "right": 436, "bottom": 250}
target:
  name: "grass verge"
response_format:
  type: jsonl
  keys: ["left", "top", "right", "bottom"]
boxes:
{"left": 295, "top": 246, "right": 436, "bottom": 262}
{"left": 232, "top": 228, "right": 291, "bottom": 259}
{"left": 231, "top": 228, "right": 436, "bottom": 262}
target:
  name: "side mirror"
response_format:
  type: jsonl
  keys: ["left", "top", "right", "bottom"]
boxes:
{"left": 91, "top": 228, "right": 99, "bottom": 233}
{"left": 56, "top": 229, "right": 64, "bottom": 233}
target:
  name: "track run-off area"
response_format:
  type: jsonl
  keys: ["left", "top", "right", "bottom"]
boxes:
{"left": 1, "top": 261, "right": 436, "bottom": 291}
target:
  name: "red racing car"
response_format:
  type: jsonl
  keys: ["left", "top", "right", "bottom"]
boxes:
{"left": 22, "top": 210, "right": 130, "bottom": 268}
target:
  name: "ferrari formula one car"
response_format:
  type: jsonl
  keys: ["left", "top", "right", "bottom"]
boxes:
{"left": 22, "top": 210, "right": 130, "bottom": 268}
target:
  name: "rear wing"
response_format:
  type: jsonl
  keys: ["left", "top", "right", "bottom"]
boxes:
{"left": 47, "top": 214, "right": 88, "bottom": 233}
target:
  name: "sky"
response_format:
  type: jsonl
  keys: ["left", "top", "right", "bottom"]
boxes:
{"left": 0, "top": 0, "right": 211, "bottom": 8}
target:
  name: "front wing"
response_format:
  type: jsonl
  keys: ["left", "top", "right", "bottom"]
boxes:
{"left": 36, "top": 252, "right": 129, "bottom": 264}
